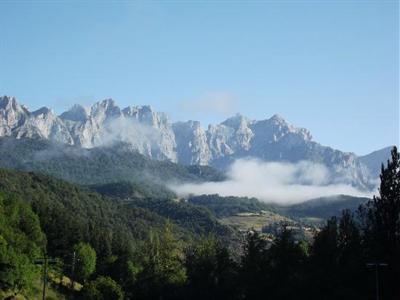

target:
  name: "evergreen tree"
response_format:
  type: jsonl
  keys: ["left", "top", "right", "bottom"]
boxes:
{"left": 240, "top": 230, "right": 268, "bottom": 300}
{"left": 185, "top": 236, "right": 238, "bottom": 300}
{"left": 267, "top": 226, "right": 308, "bottom": 300}
{"left": 336, "top": 210, "right": 368, "bottom": 299}
{"left": 309, "top": 217, "right": 339, "bottom": 300}
{"left": 364, "top": 146, "right": 400, "bottom": 300}
{"left": 135, "top": 221, "right": 186, "bottom": 299}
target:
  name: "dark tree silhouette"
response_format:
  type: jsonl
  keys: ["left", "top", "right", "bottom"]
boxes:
{"left": 364, "top": 146, "right": 400, "bottom": 300}
{"left": 240, "top": 230, "right": 269, "bottom": 300}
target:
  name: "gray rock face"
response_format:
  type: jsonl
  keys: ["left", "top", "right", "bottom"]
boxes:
{"left": 0, "top": 95, "right": 390, "bottom": 189}
{"left": 359, "top": 146, "right": 394, "bottom": 178}
{"left": 0, "top": 96, "right": 29, "bottom": 136}
{"left": 173, "top": 120, "right": 211, "bottom": 165}
{"left": 60, "top": 104, "right": 88, "bottom": 122}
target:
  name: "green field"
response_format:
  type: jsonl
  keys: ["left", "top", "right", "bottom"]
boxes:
{"left": 220, "top": 210, "right": 292, "bottom": 232}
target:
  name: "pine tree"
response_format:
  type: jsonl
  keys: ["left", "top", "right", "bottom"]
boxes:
{"left": 184, "top": 236, "right": 238, "bottom": 300}
{"left": 365, "top": 146, "right": 400, "bottom": 300}
{"left": 136, "top": 221, "right": 186, "bottom": 299}
{"left": 240, "top": 230, "right": 268, "bottom": 300}
{"left": 268, "top": 226, "right": 308, "bottom": 300}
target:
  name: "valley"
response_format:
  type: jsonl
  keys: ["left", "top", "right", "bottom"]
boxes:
{"left": 0, "top": 95, "right": 395, "bottom": 300}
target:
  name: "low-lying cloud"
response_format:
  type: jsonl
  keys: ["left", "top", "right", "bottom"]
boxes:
{"left": 95, "top": 118, "right": 162, "bottom": 148}
{"left": 170, "top": 159, "right": 372, "bottom": 204}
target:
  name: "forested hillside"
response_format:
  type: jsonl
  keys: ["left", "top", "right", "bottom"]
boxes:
{"left": 188, "top": 195, "right": 273, "bottom": 217}
{"left": 278, "top": 195, "right": 370, "bottom": 219}
{"left": 0, "top": 144, "right": 399, "bottom": 299}
{"left": 0, "top": 137, "right": 225, "bottom": 185}
{"left": 0, "top": 169, "right": 168, "bottom": 258}
{"left": 90, "top": 182, "right": 236, "bottom": 241}
{"left": 0, "top": 167, "right": 237, "bottom": 299}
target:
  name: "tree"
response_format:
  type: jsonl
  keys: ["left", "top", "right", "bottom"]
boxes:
{"left": 267, "top": 226, "right": 308, "bottom": 300}
{"left": 81, "top": 276, "right": 124, "bottom": 300}
{"left": 363, "top": 146, "right": 400, "bottom": 299}
{"left": 309, "top": 210, "right": 370, "bottom": 300}
{"left": 309, "top": 217, "right": 340, "bottom": 300}
{"left": 73, "top": 242, "right": 96, "bottom": 283}
{"left": 336, "top": 210, "right": 367, "bottom": 299}
{"left": 185, "top": 236, "right": 238, "bottom": 300}
{"left": 337, "top": 210, "right": 363, "bottom": 275}
{"left": 0, "top": 192, "right": 45, "bottom": 294}
{"left": 240, "top": 230, "right": 268, "bottom": 300}
{"left": 135, "top": 221, "right": 186, "bottom": 299}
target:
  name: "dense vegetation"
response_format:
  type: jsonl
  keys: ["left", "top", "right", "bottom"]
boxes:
{"left": 0, "top": 168, "right": 235, "bottom": 297}
{"left": 0, "top": 145, "right": 398, "bottom": 300}
{"left": 188, "top": 193, "right": 368, "bottom": 221}
{"left": 278, "top": 195, "right": 370, "bottom": 219}
{"left": 91, "top": 182, "right": 235, "bottom": 240}
{"left": 0, "top": 169, "right": 166, "bottom": 260}
{"left": 0, "top": 137, "right": 225, "bottom": 185}
{"left": 188, "top": 195, "right": 272, "bottom": 217}
{"left": 0, "top": 192, "right": 45, "bottom": 295}
{"left": 89, "top": 181, "right": 175, "bottom": 200}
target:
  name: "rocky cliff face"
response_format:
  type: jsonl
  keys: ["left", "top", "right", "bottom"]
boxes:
{"left": 0, "top": 95, "right": 386, "bottom": 189}
{"left": 173, "top": 120, "right": 211, "bottom": 165}
{"left": 0, "top": 96, "right": 30, "bottom": 136}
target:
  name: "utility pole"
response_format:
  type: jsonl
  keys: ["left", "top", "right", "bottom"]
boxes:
{"left": 35, "top": 254, "right": 58, "bottom": 300}
{"left": 366, "top": 262, "right": 388, "bottom": 300}
{"left": 70, "top": 251, "right": 80, "bottom": 290}
{"left": 42, "top": 256, "right": 47, "bottom": 300}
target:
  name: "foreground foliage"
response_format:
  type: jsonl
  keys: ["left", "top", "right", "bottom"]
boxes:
{"left": 0, "top": 193, "right": 45, "bottom": 294}
{"left": 0, "top": 147, "right": 398, "bottom": 300}
{"left": 81, "top": 276, "right": 124, "bottom": 300}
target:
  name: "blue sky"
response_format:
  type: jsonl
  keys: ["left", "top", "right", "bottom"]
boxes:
{"left": 0, "top": 0, "right": 398, "bottom": 155}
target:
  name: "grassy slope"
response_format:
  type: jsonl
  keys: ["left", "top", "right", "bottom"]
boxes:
{"left": 188, "top": 194, "right": 370, "bottom": 230}
{"left": 220, "top": 211, "right": 292, "bottom": 232}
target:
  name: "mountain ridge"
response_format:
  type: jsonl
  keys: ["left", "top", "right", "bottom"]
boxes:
{"left": 0, "top": 95, "right": 392, "bottom": 189}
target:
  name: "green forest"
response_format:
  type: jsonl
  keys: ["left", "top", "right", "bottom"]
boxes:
{"left": 0, "top": 147, "right": 399, "bottom": 300}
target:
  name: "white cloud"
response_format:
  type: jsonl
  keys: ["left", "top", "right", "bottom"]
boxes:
{"left": 169, "top": 158, "right": 373, "bottom": 204}
{"left": 95, "top": 118, "right": 162, "bottom": 148}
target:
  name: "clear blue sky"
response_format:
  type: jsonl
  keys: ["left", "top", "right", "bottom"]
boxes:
{"left": 0, "top": 0, "right": 398, "bottom": 155}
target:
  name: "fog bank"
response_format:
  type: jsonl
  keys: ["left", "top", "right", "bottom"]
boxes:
{"left": 169, "top": 159, "right": 372, "bottom": 204}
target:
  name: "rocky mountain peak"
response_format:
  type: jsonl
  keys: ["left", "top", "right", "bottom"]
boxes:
{"left": 0, "top": 96, "right": 30, "bottom": 135}
{"left": 123, "top": 105, "right": 169, "bottom": 128}
{"left": 269, "top": 113, "right": 286, "bottom": 123}
{"left": 0, "top": 95, "right": 386, "bottom": 189}
{"left": 221, "top": 113, "right": 251, "bottom": 129}
{"left": 97, "top": 98, "right": 116, "bottom": 107}
{"left": 261, "top": 114, "right": 312, "bottom": 141}
{"left": 60, "top": 104, "right": 88, "bottom": 122}
{"left": 123, "top": 105, "right": 153, "bottom": 118}
{"left": 0, "top": 95, "right": 28, "bottom": 114}
{"left": 32, "top": 106, "right": 54, "bottom": 117}
{"left": 90, "top": 98, "right": 121, "bottom": 122}
{"left": 0, "top": 95, "right": 15, "bottom": 108}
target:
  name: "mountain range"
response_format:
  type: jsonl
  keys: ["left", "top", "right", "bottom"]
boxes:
{"left": 0, "top": 95, "right": 392, "bottom": 190}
